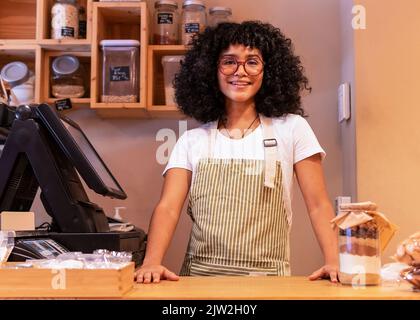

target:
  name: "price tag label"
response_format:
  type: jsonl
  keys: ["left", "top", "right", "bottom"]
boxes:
{"left": 110, "top": 66, "right": 130, "bottom": 82}
{"left": 61, "top": 27, "right": 75, "bottom": 37}
{"left": 55, "top": 98, "right": 73, "bottom": 111}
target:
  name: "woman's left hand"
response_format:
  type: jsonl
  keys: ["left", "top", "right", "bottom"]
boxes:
{"left": 308, "top": 264, "right": 339, "bottom": 283}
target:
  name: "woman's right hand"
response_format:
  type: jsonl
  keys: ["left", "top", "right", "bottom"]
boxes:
{"left": 134, "top": 264, "right": 180, "bottom": 284}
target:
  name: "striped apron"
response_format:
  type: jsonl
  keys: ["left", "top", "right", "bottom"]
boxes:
{"left": 180, "top": 115, "right": 291, "bottom": 276}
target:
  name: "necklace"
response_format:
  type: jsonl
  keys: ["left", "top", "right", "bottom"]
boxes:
{"left": 222, "top": 115, "right": 260, "bottom": 139}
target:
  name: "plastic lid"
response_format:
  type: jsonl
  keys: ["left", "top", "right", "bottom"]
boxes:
{"left": 52, "top": 55, "right": 80, "bottom": 75}
{"left": 100, "top": 39, "right": 140, "bottom": 47}
{"left": 162, "top": 55, "right": 185, "bottom": 63}
{"left": 209, "top": 7, "right": 232, "bottom": 15}
{"left": 0, "top": 62, "right": 30, "bottom": 87}
{"left": 183, "top": 0, "right": 205, "bottom": 9}
{"left": 155, "top": 0, "right": 178, "bottom": 9}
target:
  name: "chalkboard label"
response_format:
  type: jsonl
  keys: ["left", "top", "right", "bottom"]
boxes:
{"left": 79, "top": 21, "right": 87, "bottom": 38}
{"left": 110, "top": 66, "right": 130, "bottom": 82}
{"left": 158, "top": 13, "right": 173, "bottom": 24}
{"left": 61, "top": 27, "right": 75, "bottom": 37}
{"left": 185, "top": 23, "right": 200, "bottom": 34}
{"left": 55, "top": 98, "right": 73, "bottom": 111}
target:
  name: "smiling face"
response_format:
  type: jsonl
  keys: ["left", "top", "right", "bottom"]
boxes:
{"left": 217, "top": 44, "right": 264, "bottom": 106}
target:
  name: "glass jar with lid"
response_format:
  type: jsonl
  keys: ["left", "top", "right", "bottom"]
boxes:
{"left": 208, "top": 7, "right": 232, "bottom": 27}
{"left": 51, "top": 0, "right": 79, "bottom": 40}
{"left": 100, "top": 40, "right": 140, "bottom": 103}
{"left": 0, "top": 61, "right": 35, "bottom": 106}
{"left": 181, "top": 0, "right": 207, "bottom": 46}
{"left": 51, "top": 55, "right": 86, "bottom": 98}
{"left": 153, "top": 0, "right": 179, "bottom": 45}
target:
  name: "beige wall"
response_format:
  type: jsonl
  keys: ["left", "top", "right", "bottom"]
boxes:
{"left": 32, "top": 0, "right": 344, "bottom": 275}
{"left": 354, "top": 0, "right": 420, "bottom": 262}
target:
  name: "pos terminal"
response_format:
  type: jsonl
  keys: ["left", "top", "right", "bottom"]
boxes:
{"left": 0, "top": 103, "right": 146, "bottom": 266}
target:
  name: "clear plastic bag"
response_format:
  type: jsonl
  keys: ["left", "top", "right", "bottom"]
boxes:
{"left": 26, "top": 250, "right": 132, "bottom": 270}
{"left": 0, "top": 231, "right": 15, "bottom": 264}
{"left": 400, "top": 263, "right": 420, "bottom": 291}
{"left": 393, "top": 231, "right": 420, "bottom": 291}
{"left": 394, "top": 231, "right": 420, "bottom": 265}
{"left": 380, "top": 263, "right": 409, "bottom": 287}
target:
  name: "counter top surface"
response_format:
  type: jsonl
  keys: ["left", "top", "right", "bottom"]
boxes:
{"left": 125, "top": 276, "right": 419, "bottom": 300}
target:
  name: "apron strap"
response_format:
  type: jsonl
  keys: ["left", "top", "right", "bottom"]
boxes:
{"left": 259, "top": 115, "right": 278, "bottom": 189}
{"left": 208, "top": 121, "right": 218, "bottom": 158}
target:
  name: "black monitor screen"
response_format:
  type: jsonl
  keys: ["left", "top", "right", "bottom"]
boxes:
{"left": 36, "top": 104, "right": 126, "bottom": 200}
{"left": 60, "top": 119, "right": 122, "bottom": 193}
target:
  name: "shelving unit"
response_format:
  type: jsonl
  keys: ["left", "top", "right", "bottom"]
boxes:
{"left": 0, "top": 45, "right": 42, "bottom": 102}
{"left": 41, "top": 50, "right": 91, "bottom": 108}
{"left": 0, "top": 0, "right": 185, "bottom": 119}
{"left": 91, "top": 1, "right": 148, "bottom": 118}
{"left": 0, "top": 0, "right": 38, "bottom": 45}
{"left": 147, "top": 45, "right": 187, "bottom": 119}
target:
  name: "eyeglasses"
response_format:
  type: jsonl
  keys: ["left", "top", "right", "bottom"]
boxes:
{"left": 218, "top": 56, "right": 264, "bottom": 76}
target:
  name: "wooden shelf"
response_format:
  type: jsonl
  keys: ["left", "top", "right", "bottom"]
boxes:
{"left": 0, "top": 0, "right": 37, "bottom": 42}
{"left": 147, "top": 45, "right": 187, "bottom": 118}
{"left": 90, "top": 1, "right": 148, "bottom": 116}
{"left": 2, "top": 0, "right": 187, "bottom": 118}
{"left": 41, "top": 51, "right": 91, "bottom": 105}
{"left": 0, "top": 45, "right": 42, "bottom": 103}
{"left": 38, "top": 0, "right": 91, "bottom": 42}
{"left": 46, "top": 98, "right": 91, "bottom": 107}
{"left": 38, "top": 40, "right": 91, "bottom": 52}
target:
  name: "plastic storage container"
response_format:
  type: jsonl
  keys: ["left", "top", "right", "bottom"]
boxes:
{"left": 208, "top": 7, "right": 232, "bottom": 27}
{"left": 51, "top": 55, "right": 86, "bottom": 98}
{"left": 100, "top": 40, "right": 140, "bottom": 103}
{"left": 0, "top": 61, "right": 35, "bottom": 106}
{"left": 338, "top": 220, "right": 381, "bottom": 286}
{"left": 153, "top": 0, "right": 179, "bottom": 45}
{"left": 162, "top": 55, "right": 184, "bottom": 105}
{"left": 51, "top": 0, "right": 79, "bottom": 40}
{"left": 181, "top": 0, "right": 207, "bottom": 46}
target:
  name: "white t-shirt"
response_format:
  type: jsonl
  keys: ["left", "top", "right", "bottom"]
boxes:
{"left": 163, "top": 114, "right": 326, "bottom": 225}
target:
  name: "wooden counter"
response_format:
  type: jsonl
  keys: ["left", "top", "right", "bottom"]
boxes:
{"left": 124, "top": 276, "right": 420, "bottom": 300}
{"left": 0, "top": 275, "right": 418, "bottom": 300}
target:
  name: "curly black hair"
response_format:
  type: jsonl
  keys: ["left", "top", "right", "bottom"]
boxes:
{"left": 174, "top": 21, "right": 310, "bottom": 123}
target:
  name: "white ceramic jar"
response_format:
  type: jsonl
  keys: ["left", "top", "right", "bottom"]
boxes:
{"left": 0, "top": 61, "right": 35, "bottom": 106}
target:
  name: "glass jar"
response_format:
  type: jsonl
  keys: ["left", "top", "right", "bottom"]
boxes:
{"left": 153, "top": 0, "right": 179, "bottom": 45}
{"left": 100, "top": 40, "right": 140, "bottom": 103}
{"left": 51, "top": 55, "right": 85, "bottom": 98}
{"left": 51, "top": 0, "right": 79, "bottom": 40}
{"left": 338, "top": 220, "right": 381, "bottom": 286}
{"left": 181, "top": 0, "right": 207, "bottom": 46}
{"left": 0, "top": 61, "right": 35, "bottom": 106}
{"left": 208, "top": 7, "right": 232, "bottom": 27}
{"left": 78, "top": 4, "right": 87, "bottom": 39}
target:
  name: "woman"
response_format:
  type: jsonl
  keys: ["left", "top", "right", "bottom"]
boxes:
{"left": 135, "top": 21, "right": 338, "bottom": 283}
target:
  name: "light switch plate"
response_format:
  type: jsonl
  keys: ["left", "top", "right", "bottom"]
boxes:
{"left": 338, "top": 83, "right": 351, "bottom": 122}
